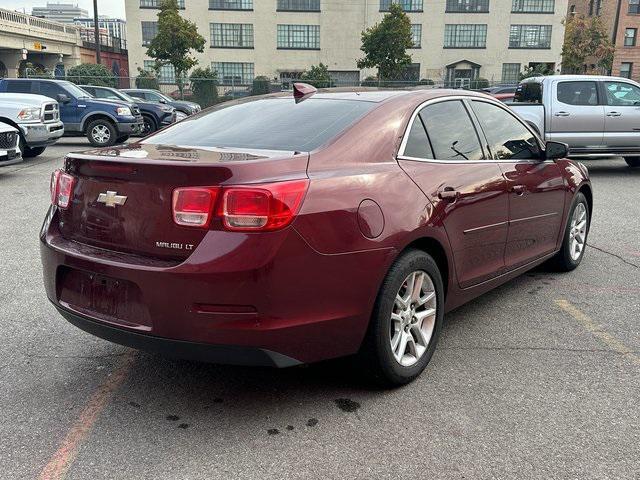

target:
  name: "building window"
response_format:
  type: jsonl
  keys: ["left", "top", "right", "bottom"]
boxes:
{"left": 509, "top": 25, "right": 552, "bottom": 48}
{"left": 143, "top": 60, "right": 176, "bottom": 83}
{"left": 211, "top": 23, "right": 254, "bottom": 48}
{"left": 209, "top": 0, "right": 253, "bottom": 10}
{"left": 445, "top": 0, "right": 490, "bottom": 12}
{"left": 277, "top": 25, "right": 320, "bottom": 49}
{"left": 411, "top": 24, "right": 422, "bottom": 48}
{"left": 213, "top": 62, "right": 254, "bottom": 85}
{"left": 511, "top": 0, "right": 554, "bottom": 12}
{"left": 444, "top": 24, "right": 487, "bottom": 48}
{"left": 625, "top": 27, "right": 637, "bottom": 46}
{"left": 595, "top": 0, "right": 602, "bottom": 14}
{"left": 502, "top": 63, "right": 521, "bottom": 83}
{"left": 620, "top": 62, "right": 633, "bottom": 78}
{"left": 140, "top": 0, "right": 184, "bottom": 7}
{"left": 630, "top": 0, "right": 640, "bottom": 13}
{"left": 141, "top": 21, "right": 158, "bottom": 46}
{"left": 569, "top": 4, "right": 576, "bottom": 14}
{"left": 277, "top": 0, "right": 320, "bottom": 11}
{"left": 380, "top": 0, "right": 424, "bottom": 12}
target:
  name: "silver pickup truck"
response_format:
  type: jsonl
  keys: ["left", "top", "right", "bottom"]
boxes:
{"left": 0, "top": 93, "right": 64, "bottom": 158}
{"left": 509, "top": 74, "right": 640, "bottom": 168}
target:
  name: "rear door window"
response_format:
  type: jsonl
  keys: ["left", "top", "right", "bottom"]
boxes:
{"left": 557, "top": 81, "right": 599, "bottom": 106}
{"left": 419, "top": 100, "right": 484, "bottom": 161}
{"left": 145, "top": 98, "right": 376, "bottom": 152}
{"left": 4, "top": 81, "right": 33, "bottom": 94}
{"left": 470, "top": 100, "right": 540, "bottom": 160}
{"left": 403, "top": 116, "right": 434, "bottom": 159}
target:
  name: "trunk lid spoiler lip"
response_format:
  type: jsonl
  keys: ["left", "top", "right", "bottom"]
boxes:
{"left": 66, "top": 144, "right": 309, "bottom": 167}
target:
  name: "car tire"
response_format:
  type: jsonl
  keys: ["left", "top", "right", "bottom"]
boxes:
{"left": 624, "top": 157, "right": 640, "bottom": 168}
{"left": 86, "top": 119, "right": 117, "bottom": 147}
{"left": 550, "top": 192, "right": 590, "bottom": 272}
{"left": 23, "top": 146, "right": 46, "bottom": 158}
{"left": 141, "top": 115, "right": 157, "bottom": 136}
{"left": 357, "top": 249, "right": 444, "bottom": 387}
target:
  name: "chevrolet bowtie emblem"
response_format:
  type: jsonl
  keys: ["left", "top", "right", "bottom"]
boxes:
{"left": 97, "top": 191, "right": 127, "bottom": 208}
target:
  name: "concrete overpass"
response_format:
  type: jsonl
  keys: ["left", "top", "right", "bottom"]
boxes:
{"left": 0, "top": 8, "right": 81, "bottom": 78}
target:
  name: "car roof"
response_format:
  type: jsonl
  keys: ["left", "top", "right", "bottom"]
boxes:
{"left": 522, "top": 74, "right": 639, "bottom": 83}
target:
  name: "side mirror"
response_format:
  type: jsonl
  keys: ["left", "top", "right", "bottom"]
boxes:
{"left": 544, "top": 141, "right": 569, "bottom": 160}
{"left": 57, "top": 93, "right": 70, "bottom": 104}
{"left": 158, "top": 98, "right": 167, "bottom": 104}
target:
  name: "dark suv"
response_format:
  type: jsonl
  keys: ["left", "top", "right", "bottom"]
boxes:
{"left": 122, "top": 88, "right": 201, "bottom": 120}
{"left": 0, "top": 79, "right": 144, "bottom": 147}
{"left": 80, "top": 85, "right": 176, "bottom": 136}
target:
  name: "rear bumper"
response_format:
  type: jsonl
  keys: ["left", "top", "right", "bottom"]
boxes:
{"left": 55, "top": 304, "right": 301, "bottom": 367}
{"left": 40, "top": 207, "right": 394, "bottom": 365}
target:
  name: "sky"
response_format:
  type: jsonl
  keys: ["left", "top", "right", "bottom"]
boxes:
{"left": 0, "top": 0, "right": 126, "bottom": 19}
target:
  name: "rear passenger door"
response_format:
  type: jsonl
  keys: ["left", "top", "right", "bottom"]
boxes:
{"left": 398, "top": 99, "right": 509, "bottom": 288}
{"left": 601, "top": 80, "right": 640, "bottom": 148}
{"left": 549, "top": 80, "right": 604, "bottom": 148}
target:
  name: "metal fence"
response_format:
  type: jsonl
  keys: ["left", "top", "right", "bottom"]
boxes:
{"left": 23, "top": 73, "right": 515, "bottom": 108}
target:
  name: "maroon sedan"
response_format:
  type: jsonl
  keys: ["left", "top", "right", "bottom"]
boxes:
{"left": 41, "top": 86, "right": 592, "bottom": 385}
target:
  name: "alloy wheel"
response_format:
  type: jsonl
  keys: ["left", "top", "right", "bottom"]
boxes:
{"left": 91, "top": 125, "right": 111, "bottom": 144}
{"left": 390, "top": 270, "right": 437, "bottom": 367}
{"left": 569, "top": 203, "right": 587, "bottom": 261}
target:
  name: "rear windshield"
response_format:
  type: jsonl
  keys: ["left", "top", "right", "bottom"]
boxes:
{"left": 143, "top": 98, "right": 376, "bottom": 152}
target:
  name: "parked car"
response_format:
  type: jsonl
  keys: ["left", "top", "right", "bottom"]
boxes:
{"left": 121, "top": 88, "right": 201, "bottom": 119}
{"left": 80, "top": 85, "right": 177, "bottom": 136}
{"left": 41, "top": 86, "right": 591, "bottom": 386}
{"left": 510, "top": 74, "right": 640, "bottom": 167}
{"left": 0, "top": 79, "right": 144, "bottom": 147}
{"left": 0, "top": 92, "right": 64, "bottom": 157}
{"left": 0, "top": 121, "right": 21, "bottom": 166}
{"left": 482, "top": 85, "right": 517, "bottom": 95}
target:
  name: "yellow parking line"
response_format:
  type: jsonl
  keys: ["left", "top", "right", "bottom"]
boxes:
{"left": 39, "top": 350, "right": 136, "bottom": 480}
{"left": 555, "top": 299, "right": 640, "bottom": 366}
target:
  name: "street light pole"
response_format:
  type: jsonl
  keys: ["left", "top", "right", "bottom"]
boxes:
{"left": 93, "top": 0, "right": 101, "bottom": 65}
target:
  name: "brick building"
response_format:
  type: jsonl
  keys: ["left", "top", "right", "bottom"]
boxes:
{"left": 568, "top": 0, "right": 640, "bottom": 81}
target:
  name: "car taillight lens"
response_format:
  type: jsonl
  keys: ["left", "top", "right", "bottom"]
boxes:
{"left": 220, "top": 179, "right": 309, "bottom": 231}
{"left": 171, "top": 180, "right": 309, "bottom": 231}
{"left": 172, "top": 187, "right": 220, "bottom": 227}
{"left": 50, "top": 169, "right": 75, "bottom": 209}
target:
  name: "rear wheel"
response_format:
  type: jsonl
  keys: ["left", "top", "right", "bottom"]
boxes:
{"left": 551, "top": 192, "right": 590, "bottom": 271}
{"left": 624, "top": 157, "right": 640, "bottom": 168}
{"left": 358, "top": 249, "right": 444, "bottom": 387}
{"left": 86, "top": 119, "right": 117, "bottom": 147}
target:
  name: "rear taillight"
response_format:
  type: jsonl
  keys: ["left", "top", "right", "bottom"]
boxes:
{"left": 50, "top": 169, "right": 75, "bottom": 209}
{"left": 172, "top": 187, "right": 220, "bottom": 228}
{"left": 220, "top": 180, "right": 309, "bottom": 231}
{"left": 171, "top": 179, "right": 309, "bottom": 231}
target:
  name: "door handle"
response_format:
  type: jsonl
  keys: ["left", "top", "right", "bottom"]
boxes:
{"left": 554, "top": 111, "right": 570, "bottom": 117}
{"left": 511, "top": 185, "right": 526, "bottom": 196}
{"left": 438, "top": 188, "right": 460, "bottom": 201}
{"left": 606, "top": 111, "right": 622, "bottom": 117}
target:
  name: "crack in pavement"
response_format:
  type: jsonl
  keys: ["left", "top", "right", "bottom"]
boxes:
{"left": 588, "top": 242, "right": 640, "bottom": 269}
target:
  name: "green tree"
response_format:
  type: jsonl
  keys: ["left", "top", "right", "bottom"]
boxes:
{"left": 135, "top": 68, "right": 159, "bottom": 89}
{"left": 189, "top": 66, "right": 218, "bottom": 107}
{"left": 519, "top": 63, "right": 555, "bottom": 80}
{"left": 562, "top": 14, "right": 614, "bottom": 74}
{"left": 146, "top": 0, "right": 205, "bottom": 97}
{"left": 66, "top": 63, "right": 116, "bottom": 87}
{"left": 299, "top": 63, "right": 334, "bottom": 88}
{"left": 357, "top": 3, "right": 413, "bottom": 81}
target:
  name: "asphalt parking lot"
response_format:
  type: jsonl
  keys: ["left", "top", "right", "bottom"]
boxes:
{"left": 1, "top": 138, "right": 639, "bottom": 480}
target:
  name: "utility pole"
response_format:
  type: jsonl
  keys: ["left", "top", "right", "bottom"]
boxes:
{"left": 93, "top": 0, "right": 101, "bottom": 65}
